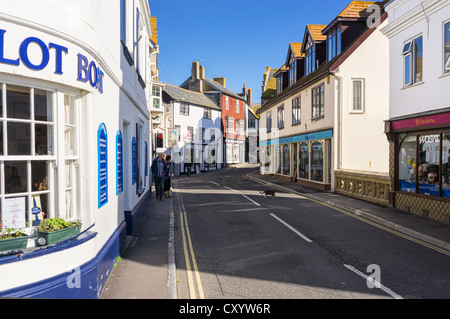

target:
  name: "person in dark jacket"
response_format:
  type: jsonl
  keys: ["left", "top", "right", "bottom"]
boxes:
{"left": 164, "top": 155, "right": 173, "bottom": 198}
{"left": 151, "top": 153, "right": 167, "bottom": 200}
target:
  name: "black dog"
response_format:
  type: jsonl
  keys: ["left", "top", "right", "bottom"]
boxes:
{"left": 260, "top": 190, "right": 276, "bottom": 198}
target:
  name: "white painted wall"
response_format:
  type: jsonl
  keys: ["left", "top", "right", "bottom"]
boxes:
{"left": 0, "top": 0, "right": 153, "bottom": 293}
{"left": 335, "top": 19, "right": 390, "bottom": 173}
{"left": 171, "top": 102, "right": 222, "bottom": 174}
{"left": 382, "top": 0, "right": 450, "bottom": 118}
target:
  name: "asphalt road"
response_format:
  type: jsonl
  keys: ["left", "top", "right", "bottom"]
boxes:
{"left": 173, "top": 166, "right": 450, "bottom": 299}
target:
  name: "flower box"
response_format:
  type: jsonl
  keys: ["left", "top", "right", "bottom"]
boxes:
{"left": 37, "top": 218, "right": 82, "bottom": 246}
{"left": 0, "top": 235, "right": 29, "bottom": 253}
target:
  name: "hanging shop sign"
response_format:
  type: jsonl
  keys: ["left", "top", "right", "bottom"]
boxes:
{"left": 0, "top": 28, "right": 104, "bottom": 93}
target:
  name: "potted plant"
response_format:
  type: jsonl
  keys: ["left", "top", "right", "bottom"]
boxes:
{"left": 0, "top": 228, "right": 29, "bottom": 253}
{"left": 36, "top": 218, "right": 81, "bottom": 246}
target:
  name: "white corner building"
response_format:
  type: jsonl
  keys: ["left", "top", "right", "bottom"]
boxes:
{"left": 0, "top": 0, "right": 156, "bottom": 298}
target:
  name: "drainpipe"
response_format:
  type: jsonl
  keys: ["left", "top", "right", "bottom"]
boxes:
{"left": 333, "top": 74, "right": 343, "bottom": 193}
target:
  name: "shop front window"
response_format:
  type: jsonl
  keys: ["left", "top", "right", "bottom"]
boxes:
{"left": 282, "top": 144, "right": 290, "bottom": 176}
{"left": 398, "top": 136, "right": 417, "bottom": 192}
{"left": 276, "top": 145, "right": 281, "bottom": 174}
{"left": 299, "top": 143, "right": 309, "bottom": 180}
{"left": 442, "top": 133, "right": 450, "bottom": 198}
{"left": 418, "top": 134, "right": 440, "bottom": 196}
{"left": 311, "top": 141, "right": 323, "bottom": 182}
{"left": 263, "top": 146, "right": 271, "bottom": 173}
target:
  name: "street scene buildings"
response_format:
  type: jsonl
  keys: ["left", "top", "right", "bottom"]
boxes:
{"left": 0, "top": 0, "right": 449, "bottom": 301}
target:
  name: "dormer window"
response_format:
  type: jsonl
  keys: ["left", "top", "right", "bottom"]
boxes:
{"left": 289, "top": 60, "right": 297, "bottom": 86}
{"left": 276, "top": 76, "right": 283, "bottom": 94}
{"left": 327, "top": 27, "right": 341, "bottom": 61}
{"left": 305, "top": 38, "right": 316, "bottom": 76}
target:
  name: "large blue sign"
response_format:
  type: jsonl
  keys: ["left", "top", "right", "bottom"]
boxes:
{"left": 116, "top": 130, "right": 123, "bottom": 195}
{"left": 0, "top": 28, "right": 104, "bottom": 93}
{"left": 98, "top": 123, "right": 108, "bottom": 208}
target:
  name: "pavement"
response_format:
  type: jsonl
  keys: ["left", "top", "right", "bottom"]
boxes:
{"left": 100, "top": 164, "right": 450, "bottom": 299}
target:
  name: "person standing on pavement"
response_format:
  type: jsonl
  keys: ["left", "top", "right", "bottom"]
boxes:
{"left": 151, "top": 153, "right": 167, "bottom": 200}
{"left": 164, "top": 155, "right": 173, "bottom": 198}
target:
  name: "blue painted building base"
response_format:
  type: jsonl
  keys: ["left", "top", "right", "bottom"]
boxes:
{"left": 0, "top": 222, "right": 126, "bottom": 299}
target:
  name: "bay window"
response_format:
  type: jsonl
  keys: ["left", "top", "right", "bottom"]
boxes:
{"left": 0, "top": 83, "right": 80, "bottom": 231}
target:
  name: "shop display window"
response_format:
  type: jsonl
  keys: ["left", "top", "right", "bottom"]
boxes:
{"left": 311, "top": 141, "right": 323, "bottom": 182}
{"left": 397, "top": 132, "right": 450, "bottom": 198}
{"left": 442, "top": 133, "right": 450, "bottom": 198}
{"left": 418, "top": 134, "right": 440, "bottom": 196}
{"left": 299, "top": 143, "right": 309, "bottom": 180}
{"left": 282, "top": 144, "right": 290, "bottom": 176}
{"left": 276, "top": 145, "right": 281, "bottom": 174}
{"left": 398, "top": 135, "right": 417, "bottom": 192}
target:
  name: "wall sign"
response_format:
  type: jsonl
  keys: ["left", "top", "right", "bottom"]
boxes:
{"left": 0, "top": 28, "right": 104, "bottom": 93}
{"left": 260, "top": 129, "right": 333, "bottom": 146}
{"left": 116, "top": 130, "right": 123, "bottom": 195}
{"left": 132, "top": 137, "right": 136, "bottom": 185}
{"left": 98, "top": 123, "right": 108, "bottom": 208}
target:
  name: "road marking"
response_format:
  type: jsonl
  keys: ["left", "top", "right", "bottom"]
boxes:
{"left": 245, "top": 174, "right": 450, "bottom": 257}
{"left": 223, "top": 186, "right": 237, "bottom": 192}
{"left": 343, "top": 264, "right": 403, "bottom": 299}
{"left": 209, "top": 181, "right": 220, "bottom": 186}
{"left": 242, "top": 194, "right": 261, "bottom": 207}
{"left": 176, "top": 191, "right": 205, "bottom": 299}
{"left": 270, "top": 213, "right": 313, "bottom": 243}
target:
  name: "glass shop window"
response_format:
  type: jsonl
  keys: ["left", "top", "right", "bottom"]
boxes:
{"left": 442, "top": 133, "right": 450, "bottom": 198}
{"left": 418, "top": 134, "right": 440, "bottom": 196}
{"left": 398, "top": 136, "right": 417, "bottom": 192}
{"left": 311, "top": 141, "right": 323, "bottom": 182}
{"left": 276, "top": 145, "right": 281, "bottom": 174}
{"left": 299, "top": 143, "right": 309, "bottom": 180}
{"left": 282, "top": 144, "right": 290, "bottom": 176}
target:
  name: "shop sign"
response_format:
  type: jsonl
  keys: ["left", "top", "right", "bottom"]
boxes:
{"left": 98, "top": 123, "right": 108, "bottom": 208}
{"left": 116, "top": 130, "right": 123, "bottom": 195}
{"left": 392, "top": 113, "right": 450, "bottom": 131}
{"left": 0, "top": 28, "right": 104, "bottom": 93}
{"left": 260, "top": 129, "right": 333, "bottom": 146}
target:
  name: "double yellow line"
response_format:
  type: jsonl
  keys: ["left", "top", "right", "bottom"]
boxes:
{"left": 177, "top": 191, "right": 205, "bottom": 299}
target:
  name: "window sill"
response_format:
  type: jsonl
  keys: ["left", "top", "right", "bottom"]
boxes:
{"left": 438, "top": 72, "right": 450, "bottom": 79}
{"left": 402, "top": 81, "right": 424, "bottom": 90}
{"left": 0, "top": 224, "right": 97, "bottom": 265}
{"left": 349, "top": 110, "right": 364, "bottom": 114}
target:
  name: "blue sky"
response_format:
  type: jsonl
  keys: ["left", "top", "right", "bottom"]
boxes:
{"left": 149, "top": 0, "right": 356, "bottom": 104}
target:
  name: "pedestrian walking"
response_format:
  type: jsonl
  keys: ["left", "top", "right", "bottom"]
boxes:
{"left": 164, "top": 155, "right": 173, "bottom": 198}
{"left": 151, "top": 153, "right": 167, "bottom": 200}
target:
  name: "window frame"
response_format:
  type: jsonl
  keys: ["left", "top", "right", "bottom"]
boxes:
{"left": 0, "top": 83, "right": 82, "bottom": 233}
{"left": 443, "top": 20, "right": 450, "bottom": 75}
{"left": 292, "top": 95, "right": 301, "bottom": 125}
{"left": 266, "top": 111, "right": 272, "bottom": 133}
{"left": 351, "top": 78, "right": 365, "bottom": 113}
{"left": 311, "top": 83, "right": 325, "bottom": 119}
{"left": 277, "top": 104, "right": 285, "bottom": 129}
{"left": 402, "top": 35, "right": 423, "bottom": 87}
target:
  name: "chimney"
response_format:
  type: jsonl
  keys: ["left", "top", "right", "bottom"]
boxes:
{"left": 242, "top": 84, "right": 247, "bottom": 97}
{"left": 248, "top": 88, "right": 252, "bottom": 106}
{"left": 214, "top": 77, "right": 226, "bottom": 87}
{"left": 192, "top": 61, "right": 200, "bottom": 80}
{"left": 189, "top": 61, "right": 203, "bottom": 93}
{"left": 200, "top": 65, "right": 205, "bottom": 80}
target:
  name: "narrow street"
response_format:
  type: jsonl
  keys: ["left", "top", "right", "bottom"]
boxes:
{"left": 172, "top": 166, "right": 450, "bottom": 299}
